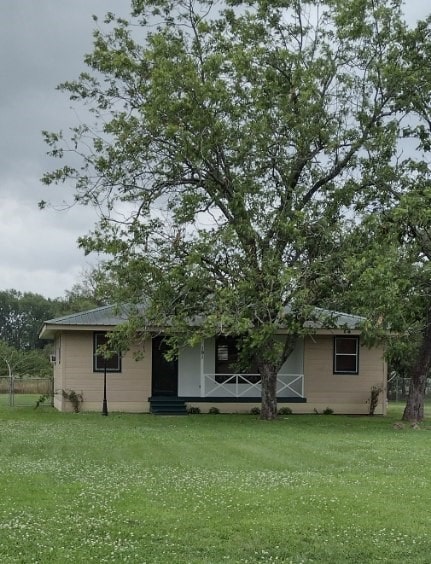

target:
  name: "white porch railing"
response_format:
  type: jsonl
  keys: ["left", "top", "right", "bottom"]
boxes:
{"left": 200, "top": 373, "right": 304, "bottom": 399}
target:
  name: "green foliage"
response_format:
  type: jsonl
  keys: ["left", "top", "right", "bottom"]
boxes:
{"left": 0, "top": 340, "right": 21, "bottom": 376}
{"left": 19, "top": 349, "right": 54, "bottom": 377}
{"left": 0, "top": 282, "right": 104, "bottom": 360}
{"left": 34, "top": 394, "right": 51, "bottom": 409}
{"left": 0, "top": 340, "right": 52, "bottom": 378}
{"left": 250, "top": 406, "right": 261, "bottom": 415}
{"left": 323, "top": 407, "right": 334, "bottom": 415}
{"left": 58, "top": 271, "right": 108, "bottom": 315}
{"left": 278, "top": 406, "right": 293, "bottom": 416}
{"left": 187, "top": 406, "right": 201, "bottom": 414}
{"left": 208, "top": 406, "right": 220, "bottom": 414}
{"left": 320, "top": 207, "right": 431, "bottom": 399}
{"left": 41, "top": 0, "right": 430, "bottom": 418}
{"left": 0, "top": 290, "right": 59, "bottom": 350}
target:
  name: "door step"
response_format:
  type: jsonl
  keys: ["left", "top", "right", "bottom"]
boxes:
{"left": 149, "top": 396, "right": 188, "bottom": 415}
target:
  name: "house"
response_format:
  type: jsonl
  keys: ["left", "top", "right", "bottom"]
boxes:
{"left": 39, "top": 305, "right": 387, "bottom": 415}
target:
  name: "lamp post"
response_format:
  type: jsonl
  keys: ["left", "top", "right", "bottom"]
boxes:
{"left": 102, "top": 358, "right": 108, "bottom": 416}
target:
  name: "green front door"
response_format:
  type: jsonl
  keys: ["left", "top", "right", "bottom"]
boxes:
{"left": 151, "top": 337, "right": 178, "bottom": 396}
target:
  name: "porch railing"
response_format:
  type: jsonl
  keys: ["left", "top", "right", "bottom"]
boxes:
{"left": 201, "top": 373, "right": 304, "bottom": 399}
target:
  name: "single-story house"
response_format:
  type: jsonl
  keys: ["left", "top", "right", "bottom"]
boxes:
{"left": 39, "top": 305, "right": 387, "bottom": 415}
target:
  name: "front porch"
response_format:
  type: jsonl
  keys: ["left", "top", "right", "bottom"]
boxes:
{"left": 149, "top": 372, "right": 306, "bottom": 414}
{"left": 170, "top": 337, "right": 307, "bottom": 401}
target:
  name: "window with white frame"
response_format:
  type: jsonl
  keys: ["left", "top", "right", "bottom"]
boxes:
{"left": 333, "top": 336, "right": 359, "bottom": 374}
{"left": 93, "top": 332, "right": 121, "bottom": 372}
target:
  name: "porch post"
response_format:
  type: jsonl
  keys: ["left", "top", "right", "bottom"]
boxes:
{"left": 200, "top": 341, "right": 205, "bottom": 398}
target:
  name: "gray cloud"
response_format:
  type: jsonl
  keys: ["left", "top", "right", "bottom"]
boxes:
{"left": 0, "top": 0, "right": 130, "bottom": 297}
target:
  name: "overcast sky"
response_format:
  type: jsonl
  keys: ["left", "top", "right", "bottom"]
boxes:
{"left": 0, "top": 1, "right": 429, "bottom": 299}
{"left": 0, "top": 0, "right": 131, "bottom": 299}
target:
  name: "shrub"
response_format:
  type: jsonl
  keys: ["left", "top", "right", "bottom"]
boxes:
{"left": 250, "top": 407, "right": 261, "bottom": 415}
{"left": 34, "top": 394, "right": 51, "bottom": 409}
{"left": 187, "top": 406, "right": 201, "bottom": 414}
{"left": 278, "top": 406, "right": 293, "bottom": 416}
{"left": 323, "top": 407, "right": 334, "bottom": 415}
{"left": 209, "top": 407, "right": 220, "bottom": 414}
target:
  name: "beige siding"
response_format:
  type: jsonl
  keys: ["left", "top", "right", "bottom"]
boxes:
{"left": 303, "top": 335, "right": 387, "bottom": 415}
{"left": 56, "top": 331, "right": 152, "bottom": 412}
{"left": 53, "top": 336, "right": 65, "bottom": 410}
{"left": 54, "top": 330, "right": 387, "bottom": 415}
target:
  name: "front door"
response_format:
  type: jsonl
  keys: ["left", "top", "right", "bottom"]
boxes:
{"left": 152, "top": 337, "right": 178, "bottom": 396}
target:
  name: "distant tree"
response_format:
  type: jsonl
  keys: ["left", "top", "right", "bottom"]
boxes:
{"left": 18, "top": 348, "right": 53, "bottom": 377}
{"left": 0, "top": 276, "right": 104, "bottom": 357}
{"left": 59, "top": 270, "right": 107, "bottom": 315}
{"left": 0, "top": 290, "right": 59, "bottom": 350}
{"left": 0, "top": 340, "right": 52, "bottom": 378}
{"left": 0, "top": 341, "right": 21, "bottom": 378}
{"left": 42, "top": 0, "right": 429, "bottom": 419}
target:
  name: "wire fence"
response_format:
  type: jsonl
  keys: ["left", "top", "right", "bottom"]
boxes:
{"left": 387, "top": 375, "right": 431, "bottom": 401}
{"left": 0, "top": 376, "right": 54, "bottom": 407}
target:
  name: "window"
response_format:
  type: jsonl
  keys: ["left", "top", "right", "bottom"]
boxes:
{"left": 215, "top": 336, "right": 260, "bottom": 384}
{"left": 93, "top": 332, "right": 121, "bottom": 372}
{"left": 333, "top": 336, "right": 359, "bottom": 374}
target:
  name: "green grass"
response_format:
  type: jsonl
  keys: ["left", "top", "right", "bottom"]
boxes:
{"left": 0, "top": 393, "right": 51, "bottom": 407}
{"left": 0, "top": 404, "right": 429, "bottom": 563}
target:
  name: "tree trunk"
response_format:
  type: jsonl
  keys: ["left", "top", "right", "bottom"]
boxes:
{"left": 258, "top": 334, "right": 298, "bottom": 420}
{"left": 402, "top": 304, "right": 431, "bottom": 422}
{"left": 259, "top": 362, "right": 278, "bottom": 420}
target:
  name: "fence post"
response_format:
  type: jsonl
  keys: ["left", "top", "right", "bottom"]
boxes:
{"left": 10, "top": 375, "right": 14, "bottom": 407}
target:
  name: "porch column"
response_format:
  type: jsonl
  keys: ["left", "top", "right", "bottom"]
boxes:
{"left": 200, "top": 341, "right": 205, "bottom": 398}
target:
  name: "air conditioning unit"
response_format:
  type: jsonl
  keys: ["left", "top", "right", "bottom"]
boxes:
{"left": 49, "top": 354, "right": 56, "bottom": 363}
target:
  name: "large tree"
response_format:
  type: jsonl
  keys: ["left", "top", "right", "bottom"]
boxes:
{"left": 336, "top": 15, "right": 431, "bottom": 422}
{"left": 395, "top": 16, "right": 431, "bottom": 421}
{"left": 43, "top": 0, "right": 420, "bottom": 419}
{"left": 319, "top": 213, "right": 430, "bottom": 421}
{"left": 358, "top": 169, "right": 431, "bottom": 423}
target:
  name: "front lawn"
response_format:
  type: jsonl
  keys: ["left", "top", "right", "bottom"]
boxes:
{"left": 0, "top": 404, "right": 429, "bottom": 563}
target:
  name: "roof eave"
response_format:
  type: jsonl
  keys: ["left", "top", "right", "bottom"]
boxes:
{"left": 39, "top": 323, "right": 119, "bottom": 340}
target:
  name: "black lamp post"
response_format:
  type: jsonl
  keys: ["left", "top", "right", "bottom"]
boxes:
{"left": 102, "top": 358, "right": 108, "bottom": 416}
